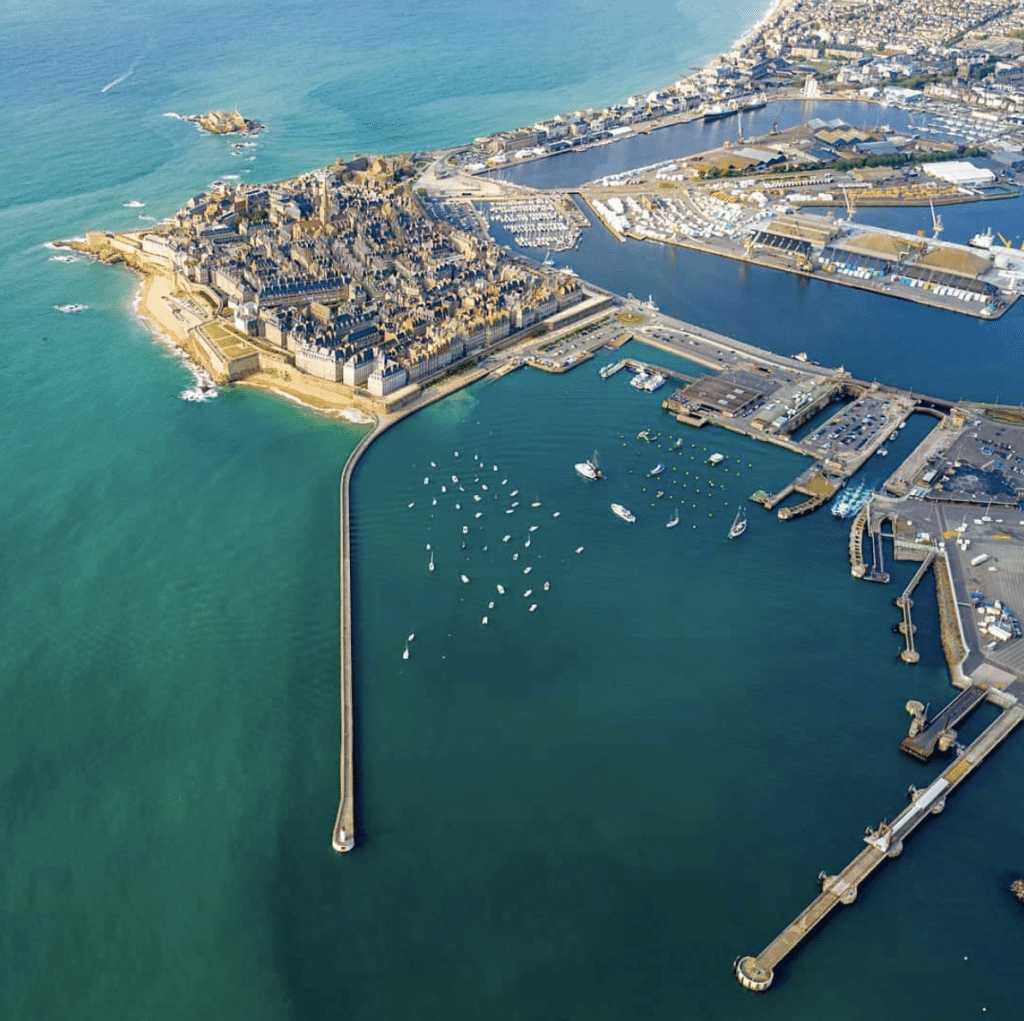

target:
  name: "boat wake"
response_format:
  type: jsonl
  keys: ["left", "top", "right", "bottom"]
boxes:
{"left": 162, "top": 112, "right": 187, "bottom": 121}
{"left": 123, "top": 200, "right": 145, "bottom": 208}
{"left": 101, "top": 59, "right": 138, "bottom": 93}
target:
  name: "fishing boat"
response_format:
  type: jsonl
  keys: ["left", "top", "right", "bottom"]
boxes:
{"left": 575, "top": 450, "right": 603, "bottom": 480}
{"left": 666, "top": 509, "right": 680, "bottom": 529}
{"left": 402, "top": 641, "right": 409, "bottom": 661}
{"left": 496, "top": 584, "right": 505, "bottom": 595}
{"left": 611, "top": 503, "right": 636, "bottom": 523}
{"left": 428, "top": 551, "right": 434, "bottom": 572}
{"left": 728, "top": 508, "right": 747, "bottom": 539}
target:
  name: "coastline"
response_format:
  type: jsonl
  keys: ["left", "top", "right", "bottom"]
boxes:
{"left": 131, "top": 265, "right": 380, "bottom": 420}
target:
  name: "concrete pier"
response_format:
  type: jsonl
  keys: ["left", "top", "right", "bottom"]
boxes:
{"left": 333, "top": 420, "right": 383, "bottom": 853}
{"left": 896, "top": 552, "right": 935, "bottom": 663}
{"left": 735, "top": 697, "right": 1024, "bottom": 991}
{"left": 900, "top": 685, "right": 988, "bottom": 761}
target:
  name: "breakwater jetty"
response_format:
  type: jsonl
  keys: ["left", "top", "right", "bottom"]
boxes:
{"left": 333, "top": 419, "right": 382, "bottom": 853}
{"left": 735, "top": 693, "right": 1024, "bottom": 992}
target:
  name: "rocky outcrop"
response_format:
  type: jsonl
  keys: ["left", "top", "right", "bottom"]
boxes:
{"left": 187, "top": 110, "right": 264, "bottom": 135}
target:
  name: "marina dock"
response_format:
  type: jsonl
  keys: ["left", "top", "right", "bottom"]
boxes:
{"left": 735, "top": 694, "right": 1024, "bottom": 992}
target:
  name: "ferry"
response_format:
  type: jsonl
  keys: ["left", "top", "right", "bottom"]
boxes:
{"left": 575, "top": 450, "right": 603, "bottom": 481}
{"left": 630, "top": 370, "right": 667, "bottom": 392}
{"left": 831, "top": 480, "right": 873, "bottom": 519}
{"left": 728, "top": 508, "right": 747, "bottom": 539}
{"left": 611, "top": 503, "right": 636, "bottom": 523}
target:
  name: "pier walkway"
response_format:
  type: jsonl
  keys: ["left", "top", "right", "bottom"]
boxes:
{"left": 896, "top": 551, "right": 936, "bottom": 664}
{"left": 735, "top": 699, "right": 1024, "bottom": 991}
{"left": 332, "top": 419, "right": 382, "bottom": 853}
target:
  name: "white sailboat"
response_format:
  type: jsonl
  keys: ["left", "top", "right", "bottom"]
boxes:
{"left": 666, "top": 509, "right": 680, "bottom": 529}
{"left": 728, "top": 507, "right": 747, "bottom": 539}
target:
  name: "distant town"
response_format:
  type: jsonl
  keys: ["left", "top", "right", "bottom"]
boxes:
{"left": 74, "top": 155, "right": 602, "bottom": 410}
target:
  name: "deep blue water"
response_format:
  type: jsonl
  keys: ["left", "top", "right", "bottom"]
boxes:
{"left": 2, "top": 2, "right": 1022, "bottom": 1019}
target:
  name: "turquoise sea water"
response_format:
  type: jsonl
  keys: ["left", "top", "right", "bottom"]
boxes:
{"left": 2, "top": 2, "right": 1023, "bottom": 1018}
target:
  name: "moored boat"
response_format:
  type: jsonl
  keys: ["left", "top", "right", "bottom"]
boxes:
{"left": 728, "top": 508, "right": 747, "bottom": 539}
{"left": 611, "top": 503, "right": 636, "bottom": 523}
{"left": 575, "top": 450, "right": 603, "bottom": 480}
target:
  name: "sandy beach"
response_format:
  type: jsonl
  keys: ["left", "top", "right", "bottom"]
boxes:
{"left": 133, "top": 267, "right": 377, "bottom": 420}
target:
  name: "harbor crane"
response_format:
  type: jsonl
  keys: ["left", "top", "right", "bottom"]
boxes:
{"left": 998, "top": 232, "right": 1014, "bottom": 247}
{"left": 840, "top": 184, "right": 856, "bottom": 221}
{"left": 929, "top": 198, "right": 943, "bottom": 240}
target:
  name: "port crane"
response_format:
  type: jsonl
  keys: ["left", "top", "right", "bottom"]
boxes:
{"left": 998, "top": 232, "right": 1014, "bottom": 247}
{"left": 840, "top": 184, "right": 856, "bottom": 221}
{"left": 929, "top": 198, "right": 943, "bottom": 239}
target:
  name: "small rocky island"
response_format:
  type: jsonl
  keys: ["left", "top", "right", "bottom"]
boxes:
{"left": 1012, "top": 879, "right": 1024, "bottom": 905}
{"left": 187, "top": 110, "right": 264, "bottom": 136}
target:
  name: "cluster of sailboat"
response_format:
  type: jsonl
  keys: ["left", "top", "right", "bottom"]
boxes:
{"left": 402, "top": 449, "right": 583, "bottom": 659}
{"left": 402, "top": 432, "right": 756, "bottom": 657}
{"left": 573, "top": 441, "right": 748, "bottom": 537}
